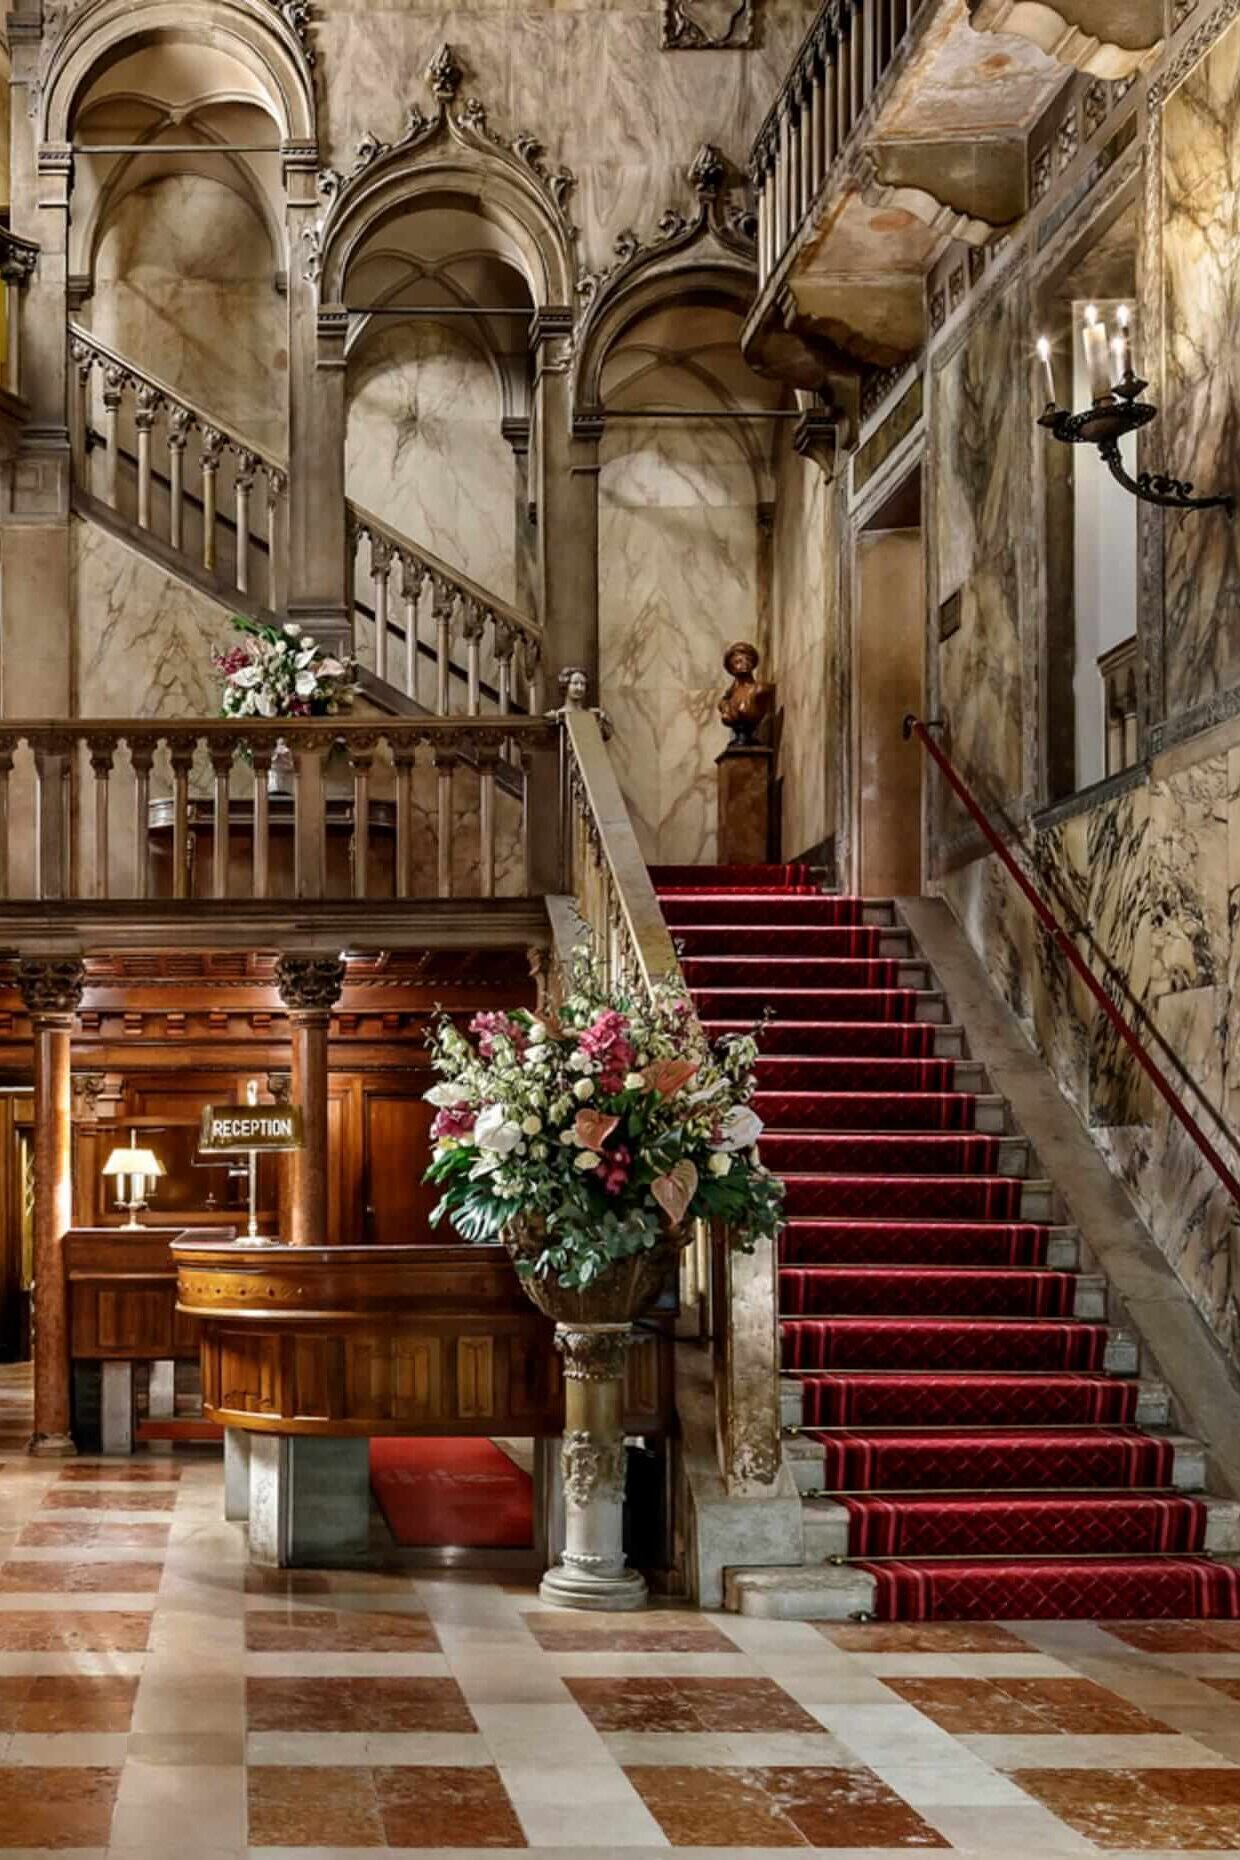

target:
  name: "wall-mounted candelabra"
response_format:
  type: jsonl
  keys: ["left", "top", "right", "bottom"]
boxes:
{"left": 1036, "top": 305, "right": 1234, "bottom": 517}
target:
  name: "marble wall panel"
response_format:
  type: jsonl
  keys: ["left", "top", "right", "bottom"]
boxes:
{"left": 88, "top": 175, "right": 287, "bottom": 458}
{"left": 346, "top": 320, "right": 517, "bottom": 602}
{"left": 769, "top": 437, "right": 837, "bottom": 861}
{"left": 933, "top": 293, "right": 1023, "bottom": 826}
{"left": 599, "top": 426, "right": 762, "bottom": 866}
{"left": 1161, "top": 18, "right": 1240, "bottom": 717}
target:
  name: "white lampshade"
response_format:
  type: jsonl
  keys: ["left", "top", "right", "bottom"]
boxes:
{"left": 102, "top": 1146, "right": 164, "bottom": 1180}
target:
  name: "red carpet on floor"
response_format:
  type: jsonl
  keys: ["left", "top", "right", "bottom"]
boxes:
{"left": 657, "top": 864, "right": 1240, "bottom": 1621}
{"left": 370, "top": 1439, "right": 533, "bottom": 1548}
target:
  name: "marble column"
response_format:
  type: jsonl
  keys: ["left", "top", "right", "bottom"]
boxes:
{"left": 274, "top": 955, "right": 344, "bottom": 1246}
{"left": 17, "top": 958, "right": 85, "bottom": 1456}
{"left": 531, "top": 312, "right": 600, "bottom": 691}
{"left": 540, "top": 1324, "right": 646, "bottom": 1612}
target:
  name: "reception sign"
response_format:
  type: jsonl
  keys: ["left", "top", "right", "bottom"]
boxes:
{"left": 199, "top": 1106, "right": 304, "bottom": 1153}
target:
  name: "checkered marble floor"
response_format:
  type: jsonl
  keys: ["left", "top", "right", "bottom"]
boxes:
{"left": 6, "top": 1371, "right": 1240, "bottom": 1853}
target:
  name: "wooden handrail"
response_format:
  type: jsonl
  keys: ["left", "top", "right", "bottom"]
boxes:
{"left": 348, "top": 500, "right": 539, "bottom": 650}
{"left": 905, "top": 714, "right": 1240, "bottom": 1208}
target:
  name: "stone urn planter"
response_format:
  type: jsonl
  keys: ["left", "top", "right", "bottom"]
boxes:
{"left": 505, "top": 1216, "right": 683, "bottom": 1612}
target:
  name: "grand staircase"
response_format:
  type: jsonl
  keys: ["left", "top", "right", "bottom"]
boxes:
{"left": 653, "top": 862, "right": 1240, "bottom": 1621}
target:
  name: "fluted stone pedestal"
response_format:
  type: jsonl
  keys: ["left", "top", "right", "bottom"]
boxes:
{"left": 540, "top": 1323, "right": 646, "bottom": 1611}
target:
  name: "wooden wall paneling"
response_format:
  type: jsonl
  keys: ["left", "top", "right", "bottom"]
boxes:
{"left": 361, "top": 1077, "right": 436, "bottom": 1242}
{"left": 0, "top": 1101, "right": 18, "bottom": 1359}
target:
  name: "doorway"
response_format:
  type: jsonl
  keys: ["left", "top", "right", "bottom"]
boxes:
{"left": 854, "top": 467, "right": 924, "bottom": 896}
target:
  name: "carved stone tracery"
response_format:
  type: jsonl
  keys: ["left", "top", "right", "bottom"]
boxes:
{"left": 561, "top": 1429, "right": 627, "bottom": 1508}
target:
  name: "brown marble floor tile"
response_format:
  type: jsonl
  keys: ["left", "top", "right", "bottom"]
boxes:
{"left": 526, "top": 1618, "right": 737, "bottom": 1653}
{"left": 245, "top": 1568, "right": 333, "bottom": 1595}
{"left": 625, "top": 1766, "right": 809, "bottom": 1846}
{"left": 18, "top": 1519, "right": 171, "bottom": 1548}
{"left": 0, "top": 1610, "right": 150, "bottom": 1651}
{"left": 763, "top": 1767, "right": 944, "bottom": 1848}
{"left": 247, "top": 1676, "right": 474, "bottom": 1733}
{"left": 0, "top": 1677, "right": 28, "bottom": 1731}
{"left": 58, "top": 1462, "right": 181, "bottom": 1482}
{"left": 247, "top": 1765, "right": 384, "bottom": 1846}
{"left": 18, "top": 1674, "right": 139, "bottom": 1731}
{"left": 0, "top": 1765, "right": 120, "bottom": 1847}
{"left": 567, "top": 1677, "right": 823, "bottom": 1735}
{"left": 818, "top": 1621, "right": 1029, "bottom": 1653}
{"left": 41, "top": 1487, "right": 176, "bottom": 1512}
{"left": 887, "top": 1675, "right": 1172, "bottom": 1737}
{"left": 0, "top": 1559, "right": 163, "bottom": 1591}
{"left": 1013, "top": 1767, "right": 1240, "bottom": 1850}
{"left": 245, "top": 1608, "right": 440, "bottom": 1653}
{"left": 376, "top": 1766, "right": 526, "bottom": 1847}
{"left": 1105, "top": 1621, "right": 1240, "bottom": 1654}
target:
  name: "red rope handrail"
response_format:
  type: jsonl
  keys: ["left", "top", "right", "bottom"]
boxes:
{"left": 904, "top": 713, "right": 1240, "bottom": 1210}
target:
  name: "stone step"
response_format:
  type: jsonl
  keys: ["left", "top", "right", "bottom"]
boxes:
{"left": 1047, "top": 1228, "right": 1081, "bottom": 1270}
{"left": 896, "top": 961, "right": 932, "bottom": 990}
{"left": 861, "top": 901, "right": 897, "bottom": 927}
{"left": 1022, "top": 1179, "right": 1054, "bottom": 1222}
{"left": 952, "top": 1059, "right": 985, "bottom": 1092}
{"left": 777, "top": 1356, "right": 1162, "bottom": 1435}
{"left": 877, "top": 929, "right": 914, "bottom": 959}
{"left": 974, "top": 1094, "right": 1009, "bottom": 1134}
{"left": 914, "top": 991, "right": 947, "bottom": 1024}
{"left": 725, "top": 1562, "right": 877, "bottom": 1620}
{"left": 783, "top": 1428, "right": 1207, "bottom": 1496}
{"left": 1106, "top": 1328, "right": 1139, "bottom": 1375}
{"left": 933, "top": 1024, "right": 965, "bottom": 1058}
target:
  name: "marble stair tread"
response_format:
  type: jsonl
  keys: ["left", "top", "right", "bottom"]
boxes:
{"left": 783, "top": 1429, "right": 1207, "bottom": 1495}
{"left": 724, "top": 1561, "right": 877, "bottom": 1620}
{"left": 778, "top": 1370, "right": 1170, "bottom": 1431}
{"left": 799, "top": 1492, "right": 1240, "bottom": 1560}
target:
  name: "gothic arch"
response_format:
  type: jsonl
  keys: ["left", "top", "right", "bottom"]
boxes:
{"left": 39, "top": 0, "right": 317, "bottom": 149}
{"left": 309, "top": 45, "right": 577, "bottom": 312}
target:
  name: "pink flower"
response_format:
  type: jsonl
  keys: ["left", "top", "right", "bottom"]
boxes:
{"left": 469, "top": 1011, "right": 528, "bottom": 1059}
{"left": 595, "top": 1143, "right": 632, "bottom": 1196}
{"left": 431, "top": 1104, "right": 476, "bottom": 1143}
{"left": 579, "top": 1010, "right": 636, "bottom": 1092}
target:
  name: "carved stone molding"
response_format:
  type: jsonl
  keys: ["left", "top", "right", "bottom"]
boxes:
{"left": 793, "top": 411, "right": 839, "bottom": 480}
{"left": 555, "top": 1326, "right": 631, "bottom": 1382}
{"left": 969, "top": 0, "right": 1163, "bottom": 79}
{"left": 561, "top": 1430, "right": 627, "bottom": 1508}
{"left": 662, "top": 0, "right": 755, "bottom": 49}
{"left": 577, "top": 141, "right": 754, "bottom": 315}
{"left": 274, "top": 955, "right": 345, "bottom": 1013}
{"left": 17, "top": 958, "right": 85, "bottom": 1020}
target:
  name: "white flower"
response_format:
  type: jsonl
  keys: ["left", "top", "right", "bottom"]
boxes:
{"left": 573, "top": 1149, "right": 599, "bottom": 1172}
{"left": 708, "top": 1152, "right": 733, "bottom": 1177}
{"left": 528, "top": 1022, "right": 549, "bottom": 1045}
{"left": 282, "top": 621, "right": 304, "bottom": 637}
{"left": 525, "top": 1044, "right": 553, "bottom": 1065}
{"left": 521, "top": 1115, "right": 543, "bottom": 1137}
{"left": 716, "top": 1105, "right": 763, "bottom": 1153}
{"left": 573, "top": 1078, "right": 595, "bottom": 1101}
{"left": 550, "top": 1096, "right": 572, "bottom": 1122}
{"left": 469, "top": 1153, "right": 503, "bottom": 1179}
{"left": 624, "top": 1072, "right": 645, "bottom": 1090}
{"left": 567, "top": 1050, "right": 592, "bottom": 1073}
{"left": 559, "top": 1128, "right": 577, "bottom": 1144}
{"left": 532, "top": 1141, "right": 548, "bottom": 1161}
{"left": 424, "top": 1083, "right": 470, "bottom": 1108}
{"left": 474, "top": 1104, "right": 522, "bottom": 1155}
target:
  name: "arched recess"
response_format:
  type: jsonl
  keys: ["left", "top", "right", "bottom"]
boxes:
{"left": 578, "top": 152, "right": 793, "bottom": 866}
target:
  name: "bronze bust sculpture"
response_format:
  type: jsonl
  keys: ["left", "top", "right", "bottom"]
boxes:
{"left": 718, "top": 641, "right": 774, "bottom": 745}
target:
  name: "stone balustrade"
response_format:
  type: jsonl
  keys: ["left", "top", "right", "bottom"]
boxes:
{"left": 749, "top": 0, "right": 923, "bottom": 293}
{"left": 349, "top": 504, "right": 544, "bottom": 719}
{"left": 0, "top": 717, "right": 557, "bottom": 905}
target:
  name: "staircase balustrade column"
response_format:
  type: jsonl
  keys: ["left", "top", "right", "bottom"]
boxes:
{"left": 129, "top": 744, "right": 154, "bottom": 901}
{"left": 17, "top": 959, "right": 85, "bottom": 1457}
{"left": 393, "top": 745, "right": 416, "bottom": 899}
{"left": 250, "top": 745, "right": 272, "bottom": 901}
{"left": 234, "top": 451, "right": 258, "bottom": 597}
{"left": 167, "top": 408, "right": 192, "bottom": 554}
{"left": 292, "top": 740, "right": 328, "bottom": 899}
{"left": 851, "top": 1, "right": 864, "bottom": 117}
{"left": 0, "top": 737, "right": 14, "bottom": 901}
{"left": 808, "top": 69, "right": 823, "bottom": 195}
{"left": 87, "top": 738, "right": 113, "bottom": 900}
{"left": 200, "top": 428, "right": 225, "bottom": 574}
{"left": 788, "top": 105, "right": 803, "bottom": 229}
{"left": 400, "top": 562, "right": 423, "bottom": 701}
{"left": 168, "top": 739, "right": 195, "bottom": 901}
{"left": 69, "top": 340, "right": 93, "bottom": 484}
{"left": 435, "top": 750, "right": 456, "bottom": 898}
{"left": 774, "top": 111, "right": 790, "bottom": 251}
{"left": 755, "top": 170, "right": 769, "bottom": 283}
{"left": 267, "top": 471, "right": 286, "bottom": 614}
{"left": 823, "top": 40, "right": 838, "bottom": 167}
{"left": 134, "top": 384, "right": 162, "bottom": 532}
{"left": 274, "top": 956, "right": 345, "bottom": 1247}
{"left": 34, "top": 742, "right": 70, "bottom": 901}
{"left": 348, "top": 738, "right": 376, "bottom": 901}
{"left": 102, "top": 366, "right": 126, "bottom": 509}
{"left": 463, "top": 605, "right": 484, "bottom": 716}
{"left": 369, "top": 534, "right": 393, "bottom": 684}
{"left": 477, "top": 744, "right": 498, "bottom": 898}
{"left": 434, "top": 589, "right": 453, "bottom": 715}
{"left": 211, "top": 746, "right": 233, "bottom": 899}
{"left": 494, "top": 625, "right": 515, "bottom": 718}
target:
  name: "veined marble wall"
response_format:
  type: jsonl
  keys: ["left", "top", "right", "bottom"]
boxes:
{"left": 346, "top": 320, "right": 517, "bottom": 603}
{"left": 88, "top": 174, "right": 287, "bottom": 458}
{"left": 1162, "top": 20, "right": 1240, "bottom": 717}
{"left": 770, "top": 435, "right": 838, "bottom": 862}
{"left": 599, "top": 426, "right": 764, "bottom": 866}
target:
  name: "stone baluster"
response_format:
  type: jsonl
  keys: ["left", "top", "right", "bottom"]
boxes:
{"left": 822, "top": 35, "right": 837, "bottom": 168}
{"left": 292, "top": 738, "right": 328, "bottom": 899}
{"left": 494, "top": 624, "right": 516, "bottom": 718}
{"left": 369, "top": 532, "right": 393, "bottom": 683}
{"left": 434, "top": 586, "right": 454, "bottom": 715}
{"left": 393, "top": 742, "right": 417, "bottom": 899}
{"left": 753, "top": 163, "right": 769, "bottom": 284}
{"left": 200, "top": 427, "right": 225, "bottom": 573}
{"left": 435, "top": 748, "right": 455, "bottom": 896}
{"left": 134, "top": 384, "right": 163, "bottom": 532}
{"left": 18, "top": 958, "right": 86, "bottom": 1457}
{"left": 267, "top": 470, "right": 286, "bottom": 614}
{"left": 348, "top": 734, "right": 376, "bottom": 901}
{"left": 250, "top": 739, "right": 272, "bottom": 900}
{"left": 274, "top": 955, "right": 345, "bottom": 1247}
{"left": 211, "top": 744, "right": 233, "bottom": 898}
{"left": 775, "top": 107, "right": 791, "bottom": 253}
{"left": 166, "top": 407, "right": 192, "bottom": 554}
{"left": 788, "top": 100, "right": 803, "bottom": 229}
{"left": 69, "top": 338, "right": 93, "bottom": 481}
{"left": 129, "top": 742, "right": 154, "bottom": 901}
{"left": 477, "top": 742, "right": 498, "bottom": 899}
{"left": 800, "top": 83, "right": 814, "bottom": 218}
{"left": 0, "top": 735, "right": 14, "bottom": 900}
{"left": 102, "top": 364, "right": 126, "bottom": 509}
{"left": 400, "top": 559, "right": 423, "bottom": 700}
{"left": 87, "top": 736, "right": 114, "bottom": 900}
{"left": 168, "top": 737, "right": 196, "bottom": 900}
{"left": 462, "top": 604, "right": 485, "bottom": 716}
{"left": 523, "top": 636, "right": 545, "bottom": 720}
{"left": 850, "top": 0, "right": 864, "bottom": 119}
{"left": 234, "top": 450, "right": 258, "bottom": 597}
{"left": 34, "top": 737, "right": 71, "bottom": 901}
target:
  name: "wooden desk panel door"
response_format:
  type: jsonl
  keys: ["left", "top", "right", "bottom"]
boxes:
{"left": 363, "top": 1087, "right": 437, "bottom": 1243}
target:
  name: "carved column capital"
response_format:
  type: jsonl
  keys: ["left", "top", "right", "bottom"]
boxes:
{"left": 275, "top": 954, "right": 345, "bottom": 1015}
{"left": 554, "top": 1324, "right": 631, "bottom": 1382}
{"left": 17, "top": 958, "right": 85, "bottom": 1022}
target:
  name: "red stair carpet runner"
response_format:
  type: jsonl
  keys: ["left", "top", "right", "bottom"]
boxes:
{"left": 370, "top": 1439, "right": 534, "bottom": 1549}
{"left": 652, "top": 863, "right": 1240, "bottom": 1622}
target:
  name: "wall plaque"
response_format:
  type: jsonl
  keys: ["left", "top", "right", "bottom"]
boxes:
{"left": 199, "top": 1106, "right": 304, "bottom": 1153}
{"left": 662, "top": 0, "right": 755, "bottom": 49}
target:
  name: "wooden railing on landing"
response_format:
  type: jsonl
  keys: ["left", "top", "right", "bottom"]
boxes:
{"left": 749, "top": 0, "right": 925, "bottom": 294}
{"left": 557, "top": 693, "right": 784, "bottom": 1496}
{"left": 0, "top": 717, "right": 557, "bottom": 905}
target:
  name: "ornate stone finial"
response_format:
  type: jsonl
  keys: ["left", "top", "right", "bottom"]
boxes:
{"left": 559, "top": 666, "right": 589, "bottom": 709}
{"left": 718, "top": 641, "right": 775, "bottom": 746}
{"left": 426, "top": 42, "right": 463, "bottom": 102}
{"left": 274, "top": 955, "right": 345, "bottom": 1013}
{"left": 688, "top": 142, "right": 726, "bottom": 201}
{"left": 17, "top": 958, "right": 86, "bottom": 1019}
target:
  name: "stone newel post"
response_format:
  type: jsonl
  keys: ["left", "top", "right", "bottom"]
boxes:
{"left": 542, "top": 1323, "right": 646, "bottom": 1611}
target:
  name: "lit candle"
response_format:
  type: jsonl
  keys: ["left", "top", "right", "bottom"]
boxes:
{"left": 1115, "top": 303, "right": 1133, "bottom": 378}
{"left": 1082, "top": 304, "right": 1113, "bottom": 401}
{"left": 1036, "top": 335, "right": 1057, "bottom": 406}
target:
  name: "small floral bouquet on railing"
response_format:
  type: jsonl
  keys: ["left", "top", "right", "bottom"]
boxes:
{"left": 212, "top": 616, "right": 359, "bottom": 720}
{"left": 423, "top": 957, "right": 784, "bottom": 1291}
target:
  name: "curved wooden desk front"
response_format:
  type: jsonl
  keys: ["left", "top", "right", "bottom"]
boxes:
{"left": 172, "top": 1239, "right": 669, "bottom": 1438}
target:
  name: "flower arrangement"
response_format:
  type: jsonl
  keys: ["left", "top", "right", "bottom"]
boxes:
{"left": 212, "top": 616, "right": 359, "bottom": 720}
{"left": 423, "top": 959, "right": 784, "bottom": 1290}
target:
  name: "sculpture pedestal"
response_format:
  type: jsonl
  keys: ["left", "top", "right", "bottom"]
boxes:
{"left": 539, "top": 1323, "right": 647, "bottom": 1612}
{"left": 716, "top": 744, "right": 774, "bottom": 866}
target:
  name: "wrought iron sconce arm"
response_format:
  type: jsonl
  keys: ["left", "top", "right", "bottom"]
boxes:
{"left": 1038, "top": 375, "right": 1235, "bottom": 517}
